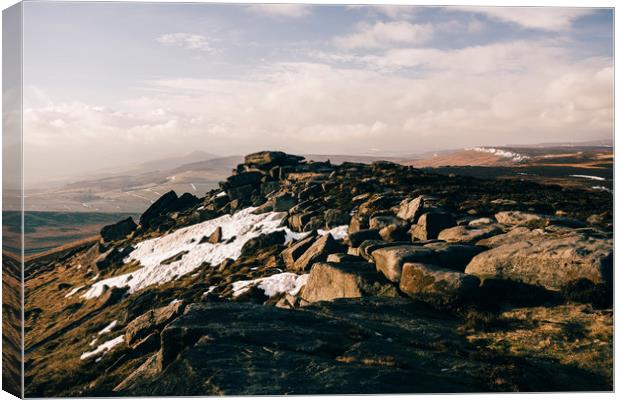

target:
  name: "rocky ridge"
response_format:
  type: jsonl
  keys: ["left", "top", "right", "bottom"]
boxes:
{"left": 23, "top": 151, "right": 613, "bottom": 396}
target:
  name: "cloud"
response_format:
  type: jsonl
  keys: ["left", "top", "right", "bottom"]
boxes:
{"left": 24, "top": 46, "right": 612, "bottom": 179}
{"left": 247, "top": 4, "right": 311, "bottom": 18}
{"left": 334, "top": 21, "right": 433, "bottom": 49}
{"left": 450, "top": 7, "right": 593, "bottom": 31}
{"left": 156, "top": 33, "right": 214, "bottom": 52}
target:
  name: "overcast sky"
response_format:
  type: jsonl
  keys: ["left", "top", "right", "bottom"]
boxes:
{"left": 21, "top": 3, "right": 613, "bottom": 184}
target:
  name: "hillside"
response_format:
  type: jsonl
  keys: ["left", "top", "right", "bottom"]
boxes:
{"left": 23, "top": 151, "right": 612, "bottom": 396}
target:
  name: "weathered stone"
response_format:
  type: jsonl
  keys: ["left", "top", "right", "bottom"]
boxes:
{"left": 495, "top": 211, "right": 544, "bottom": 227}
{"left": 240, "top": 230, "right": 286, "bottom": 257}
{"left": 95, "top": 246, "right": 134, "bottom": 271}
{"left": 369, "top": 215, "right": 407, "bottom": 230}
{"left": 100, "top": 217, "right": 137, "bottom": 242}
{"left": 272, "top": 193, "right": 296, "bottom": 212}
{"left": 244, "top": 151, "right": 304, "bottom": 168}
{"left": 372, "top": 245, "right": 436, "bottom": 282}
{"left": 397, "top": 196, "right": 424, "bottom": 222}
{"left": 347, "top": 215, "right": 366, "bottom": 234}
{"left": 281, "top": 235, "right": 316, "bottom": 269}
{"left": 379, "top": 224, "right": 410, "bottom": 242}
{"left": 226, "top": 184, "right": 255, "bottom": 201}
{"left": 423, "top": 243, "right": 486, "bottom": 272}
{"left": 288, "top": 211, "right": 318, "bottom": 232}
{"left": 140, "top": 191, "right": 178, "bottom": 229}
{"left": 465, "top": 233, "right": 613, "bottom": 290}
{"left": 125, "top": 301, "right": 185, "bottom": 345}
{"left": 347, "top": 229, "right": 382, "bottom": 247}
{"left": 411, "top": 212, "right": 456, "bottom": 241}
{"left": 293, "top": 234, "right": 346, "bottom": 272}
{"left": 326, "top": 253, "right": 362, "bottom": 263}
{"left": 175, "top": 193, "right": 201, "bottom": 211}
{"left": 301, "top": 262, "right": 398, "bottom": 302}
{"left": 324, "top": 209, "right": 350, "bottom": 228}
{"left": 476, "top": 227, "right": 544, "bottom": 248}
{"left": 468, "top": 217, "right": 494, "bottom": 227}
{"left": 437, "top": 224, "right": 502, "bottom": 244}
{"left": 223, "top": 171, "right": 263, "bottom": 189}
{"left": 399, "top": 263, "right": 480, "bottom": 307}
{"left": 201, "top": 226, "right": 222, "bottom": 244}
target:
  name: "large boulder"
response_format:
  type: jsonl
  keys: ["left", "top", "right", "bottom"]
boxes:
{"left": 100, "top": 217, "right": 137, "bottom": 242}
{"left": 369, "top": 215, "right": 407, "bottom": 230}
{"left": 476, "top": 227, "right": 544, "bottom": 248}
{"left": 223, "top": 171, "right": 263, "bottom": 189}
{"left": 465, "top": 233, "right": 613, "bottom": 290}
{"left": 293, "top": 234, "right": 346, "bottom": 272}
{"left": 95, "top": 246, "right": 134, "bottom": 271}
{"left": 495, "top": 211, "right": 544, "bottom": 227}
{"left": 124, "top": 301, "right": 185, "bottom": 345}
{"left": 244, "top": 151, "right": 304, "bottom": 169}
{"left": 272, "top": 193, "right": 296, "bottom": 212}
{"left": 301, "top": 262, "right": 398, "bottom": 303}
{"left": 139, "top": 191, "right": 178, "bottom": 229}
{"left": 399, "top": 263, "right": 480, "bottom": 307}
{"left": 423, "top": 243, "right": 486, "bottom": 272}
{"left": 437, "top": 224, "right": 502, "bottom": 244}
{"left": 371, "top": 245, "right": 436, "bottom": 282}
{"left": 411, "top": 212, "right": 456, "bottom": 241}
{"left": 347, "top": 229, "right": 382, "bottom": 247}
{"left": 281, "top": 235, "right": 316, "bottom": 269}
{"left": 396, "top": 196, "right": 424, "bottom": 222}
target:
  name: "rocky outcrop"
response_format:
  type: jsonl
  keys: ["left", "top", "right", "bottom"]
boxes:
{"left": 301, "top": 262, "right": 398, "bottom": 302}
{"left": 372, "top": 245, "right": 436, "bottom": 282}
{"left": 437, "top": 224, "right": 503, "bottom": 244}
{"left": 410, "top": 212, "right": 456, "bottom": 241}
{"left": 399, "top": 263, "right": 480, "bottom": 307}
{"left": 100, "top": 217, "right": 137, "bottom": 242}
{"left": 293, "top": 234, "right": 346, "bottom": 272}
{"left": 465, "top": 233, "right": 613, "bottom": 290}
{"left": 124, "top": 301, "right": 185, "bottom": 346}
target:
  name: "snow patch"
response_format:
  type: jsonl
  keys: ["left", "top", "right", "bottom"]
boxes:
{"left": 83, "top": 208, "right": 344, "bottom": 299}
{"left": 232, "top": 273, "right": 309, "bottom": 298}
{"left": 80, "top": 335, "right": 124, "bottom": 360}
{"left": 64, "top": 286, "right": 84, "bottom": 298}
{"left": 467, "top": 147, "right": 530, "bottom": 162}
{"left": 592, "top": 186, "right": 612, "bottom": 193}
{"left": 98, "top": 320, "right": 118, "bottom": 336}
{"left": 570, "top": 174, "right": 605, "bottom": 181}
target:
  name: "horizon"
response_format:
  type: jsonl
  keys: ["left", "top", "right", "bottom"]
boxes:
{"left": 20, "top": 3, "right": 613, "bottom": 185}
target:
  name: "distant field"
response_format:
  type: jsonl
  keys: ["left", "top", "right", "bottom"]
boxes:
{"left": 3, "top": 211, "right": 136, "bottom": 256}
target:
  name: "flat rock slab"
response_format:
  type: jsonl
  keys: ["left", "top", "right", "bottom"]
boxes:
{"left": 113, "top": 299, "right": 495, "bottom": 395}
{"left": 301, "top": 262, "right": 398, "bottom": 302}
{"left": 437, "top": 225, "right": 502, "bottom": 244}
{"left": 399, "top": 263, "right": 480, "bottom": 307}
{"left": 465, "top": 233, "right": 613, "bottom": 290}
{"left": 372, "top": 245, "right": 436, "bottom": 282}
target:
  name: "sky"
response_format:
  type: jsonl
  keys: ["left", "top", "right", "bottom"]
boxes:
{"left": 20, "top": 2, "right": 613, "bottom": 184}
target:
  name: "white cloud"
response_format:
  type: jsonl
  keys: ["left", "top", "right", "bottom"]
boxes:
{"left": 156, "top": 33, "right": 214, "bottom": 53}
{"left": 451, "top": 7, "right": 593, "bottom": 31}
{"left": 247, "top": 4, "right": 311, "bottom": 18}
{"left": 334, "top": 21, "right": 433, "bottom": 49}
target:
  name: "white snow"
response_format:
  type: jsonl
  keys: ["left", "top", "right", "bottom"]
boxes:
{"left": 203, "top": 286, "right": 217, "bottom": 296}
{"left": 80, "top": 335, "right": 124, "bottom": 360}
{"left": 89, "top": 337, "right": 98, "bottom": 346}
{"left": 215, "top": 191, "right": 227, "bottom": 198}
{"left": 467, "top": 147, "right": 530, "bottom": 162}
{"left": 318, "top": 225, "right": 348, "bottom": 240}
{"left": 190, "top": 183, "right": 197, "bottom": 191}
{"left": 81, "top": 206, "right": 348, "bottom": 300}
{"left": 570, "top": 174, "right": 605, "bottom": 181}
{"left": 64, "top": 286, "right": 84, "bottom": 298}
{"left": 97, "top": 320, "right": 118, "bottom": 336}
{"left": 232, "top": 272, "right": 309, "bottom": 298}
{"left": 592, "top": 186, "right": 612, "bottom": 193}
{"left": 169, "top": 299, "right": 181, "bottom": 305}
{"left": 90, "top": 273, "right": 100, "bottom": 281}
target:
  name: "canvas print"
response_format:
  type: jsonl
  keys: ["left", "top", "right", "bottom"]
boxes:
{"left": 2, "top": 2, "right": 614, "bottom": 397}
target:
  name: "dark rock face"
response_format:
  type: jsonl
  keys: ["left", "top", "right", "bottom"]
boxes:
{"left": 100, "top": 217, "right": 137, "bottom": 242}
{"left": 113, "top": 299, "right": 605, "bottom": 396}
{"left": 244, "top": 151, "right": 304, "bottom": 168}
{"left": 140, "top": 191, "right": 179, "bottom": 229}
{"left": 95, "top": 246, "right": 134, "bottom": 271}
{"left": 125, "top": 301, "right": 185, "bottom": 346}
{"left": 411, "top": 212, "right": 457, "bottom": 241}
